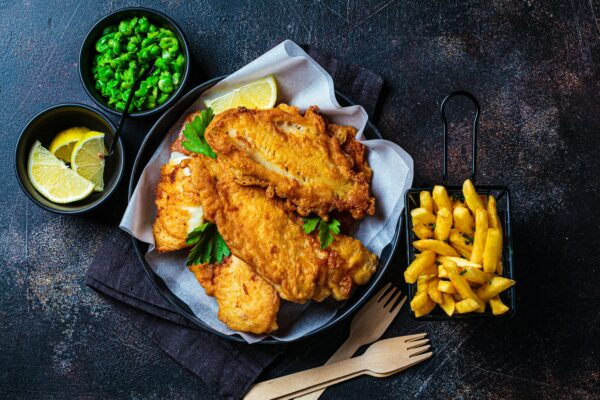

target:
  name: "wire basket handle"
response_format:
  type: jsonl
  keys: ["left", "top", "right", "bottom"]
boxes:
{"left": 440, "top": 91, "right": 480, "bottom": 185}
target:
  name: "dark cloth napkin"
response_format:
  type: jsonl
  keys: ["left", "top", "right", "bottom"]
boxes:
{"left": 86, "top": 48, "right": 384, "bottom": 400}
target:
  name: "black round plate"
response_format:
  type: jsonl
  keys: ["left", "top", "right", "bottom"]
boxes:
{"left": 128, "top": 77, "right": 402, "bottom": 344}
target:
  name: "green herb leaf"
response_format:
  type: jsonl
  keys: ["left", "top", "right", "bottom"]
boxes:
{"left": 459, "top": 269, "right": 467, "bottom": 275}
{"left": 462, "top": 233, "right": 474, "bottom": 245}
{"left": 431, "top": 223, "right": 436, "bottom": 230}
{"left": 182, "top": 107, "right": 216, "bottom": 158}
{"left": 327, "top": 218, "right": 341, "bottom": 235}
{"left": 185, "top": 222, "right": 230, "bottom": 266}
{"left": 302, "top": 216, "right": 320, "bottom": 234}
{"left": 302, "top": 216, "right": 341, "bottom": 249}
{"left": 214, "top": 233, "right": 231, "bottom": 264}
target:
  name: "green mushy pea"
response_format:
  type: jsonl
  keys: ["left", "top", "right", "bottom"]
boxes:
{"left": 91, "top": 16, "right": 185, "bottom": 112}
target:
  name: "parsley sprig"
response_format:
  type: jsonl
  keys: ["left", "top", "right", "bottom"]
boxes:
{"left": 462, "top": 233, "right": 474, "bottom": 245}
{"left": 182, "top": 108, "right": 216, "bottom": 158}
{"left": 303, "top": 216, "right": 341, "bottom": 249}
{"left": 185, "top": 222, "right": 230, "bottom": 266}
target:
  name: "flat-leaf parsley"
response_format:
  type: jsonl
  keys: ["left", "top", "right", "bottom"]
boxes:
{"left": 185, "top": 222, "right": 230, "bottom": 266}
{"left": 303, "top": 216, "right": 341, "bottom": 249}
{"left": 182, "top": 107, "right": 216, "bottom": 158}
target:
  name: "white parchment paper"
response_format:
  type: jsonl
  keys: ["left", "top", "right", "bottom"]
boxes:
{"left": 120, "top": 40, "right": 414, "bottom": 343}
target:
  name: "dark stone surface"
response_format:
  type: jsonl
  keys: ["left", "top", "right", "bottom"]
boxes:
{"left": 1, "top": 0, "right": 598, "bottom": 398}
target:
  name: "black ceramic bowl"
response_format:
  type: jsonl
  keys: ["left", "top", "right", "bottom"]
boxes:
{"left": 15, "top": 103, "right": 124, "bottom": 214}
{"left": 79, "top": 7, "right": 190, "bottom": 118}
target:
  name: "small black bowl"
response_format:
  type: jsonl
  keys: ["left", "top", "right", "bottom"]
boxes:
{"left": 79, "top": 7, "right": 191, "bottom": 118}
{"left": 15, "top": 103, "right": 125, "bottom": 215}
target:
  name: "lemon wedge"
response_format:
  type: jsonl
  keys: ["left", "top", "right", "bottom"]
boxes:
{"left": 71, "top": 131, "right": 107, "bottom": 192}
{"left": 49, "top": 127, "right": 90, "bottom": 162}
{"left": 204, "top": 75, "right": 277, "bottom": 114}
{"left": 28, "top": 141, "right": 95, "bottom": 203}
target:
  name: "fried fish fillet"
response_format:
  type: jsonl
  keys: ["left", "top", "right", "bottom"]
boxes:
{"left": 189, "top": 256, "right": 280, "bottom": 334}
{"left": 152, "top": 112, "right": 204, "bottom": 252}
{"left": 204, "top": 105, "right": 375, "bottom": 220}
{"left": 191, "top": 156, "right": 378, "bottom": 303}
{"left": 153, "top": 156, "right": 204, "bottom": 252}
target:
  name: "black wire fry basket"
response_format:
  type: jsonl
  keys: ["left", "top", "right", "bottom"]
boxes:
{"left": 404, "top": 91, "right": 516, "bottom": 320}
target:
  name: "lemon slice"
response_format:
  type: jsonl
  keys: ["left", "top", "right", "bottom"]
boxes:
{"left": 28, "top": 141, "right": 94, "bottom": 203}
{"left": 71, "top": 131, "right": 107, "bottom": 192}
{"left": 49, "top": 127, "right": 90, "bottom": 162}
{"left": 204, "top": 75, "right": 277, "bottom": 114}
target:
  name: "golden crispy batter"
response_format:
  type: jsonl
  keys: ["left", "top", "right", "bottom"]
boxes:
{"left": 191, "top": 156, "right": 378, "bottom": 303}
{"left": 193, "top": 156, "right": 325, "bottom": 302}
{"left": 189, "top": 256, "right": 280, "bottom": 334}
{"left": 328, "top": 123, "right": 373, "bottom": 181}
{"left": 153, "top": 157, "right": 203, "bottom": 252}
{"left": 325, "top": 236, "right": 378, "bottom": 300}
{"left": 204, "top": 105, "right": 375, "bottom": 220}
{"left": 152, "top": 112, "right": 206, "bottom": 252}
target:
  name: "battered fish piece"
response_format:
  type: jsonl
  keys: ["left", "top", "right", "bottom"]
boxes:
{"left": 189, "top": 256, "right": 280, "bottom": 334}
{"left": 204, "top": 105, "right": 375, "bottom": 220}
{"left": 153, "top": 156, "right": 204, "bottom": 252}
{"left": 191, "top": 156, "right": 378, "bottom": 303}
{"left": 324, "top": 236, "right": 379, "bottom": 301}
{"left": 152, "top": 112, "right": 204, "bottom": 252}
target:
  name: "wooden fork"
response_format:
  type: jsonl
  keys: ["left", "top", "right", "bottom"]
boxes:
{"left": 245, "top": 334, "right": 432, "bottom": 400}
{"left": 295, "top": 283, "right": 406, "bottom": 400}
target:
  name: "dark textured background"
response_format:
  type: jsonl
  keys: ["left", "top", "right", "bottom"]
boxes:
{"left": 1, "top": 0, "right": 599, "bottom": 399}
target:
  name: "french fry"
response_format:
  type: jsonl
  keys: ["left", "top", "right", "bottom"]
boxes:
{"left": 476, "top": 276, "right": 516, "bottom": 302}
{"left": 487, "top": 195, "right": 504, "bottom": 274}
{"left": 449, "top": 229, "right": 473, "bottom": 259}
{"left": 417, "top": 275, "right": 431, "bottom": 293}
{"left": 420, "top": 263, "right": 438, "bottom": 277}
{"left": 438, "top": 264, "right": 450, "bottom": 278}
{"left": 452, "top": 197, "right": 466, "bottom": 211}
{"left": 440, "top": 293, "right": 456, "bottom": 316}
{"left": 438, "top": 256, "right": 481, "bottom": 269}
{"left": 414, "top": 298, "right": 436, "bottom": 318}
{"left": 410, "top": 291, "right": 430, "bottom": 311}
{"left": 450, "top": 244, "right": 471, "bottom": 259}
{"left": 462, "top": 179, "right": 485, "bottom": 213}
{"left": 413, "top": 239, "right": 460, "bottom": 257}
{"left": 461, "top": 266, "right": 493, "bottom": 285}
{"left": 427, "top": 278, "right": 443, "bottom": 304}
{"left": 441, "top": 258, "right": 458, "bottom": 269}
{"left": 470, "top": 209, "right": 488, "bottom": 264}
{"left": 489, "top": 296, "right": 509, "bottom": 315}
{"left": 432, "top": 185, "right": 452, "bottom": 211}
{"left": 497, "top": 260, "right": 504, "bottom": 275}
{"left": 449, "top": 271, "right": 483, "bottom": 305}
{"left": 487, "top": 195, "right": 501, "bottom": 229}
{"left": 404, "top": 250, "right": 436, "bottom": 283}
{"left": 434, "top": 208, "right": 453, "bottom": 241}
{"left": 411, "top": 207, "right": 436, "bottom": 226}
{"left": 455, "top": 298, "right": 480, "bottom": 313}
{"left": 412, "top": 224, "right": 433, "bottom": 239}
{"left": 437, "top": 280, "right": 456, "bottom": 294}
{"left": 483, "top": 227, "right": 501, "bottom": 273}
{"left": 453, "top": 206, "right": 474, "bottom": 235}
{"left": 420, "top": 191, "right": 434, "bottom": 213}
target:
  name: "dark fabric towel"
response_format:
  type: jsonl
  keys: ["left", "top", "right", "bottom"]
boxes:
{"left": 86, "top": 47, "right": 384, "bottom": 400}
